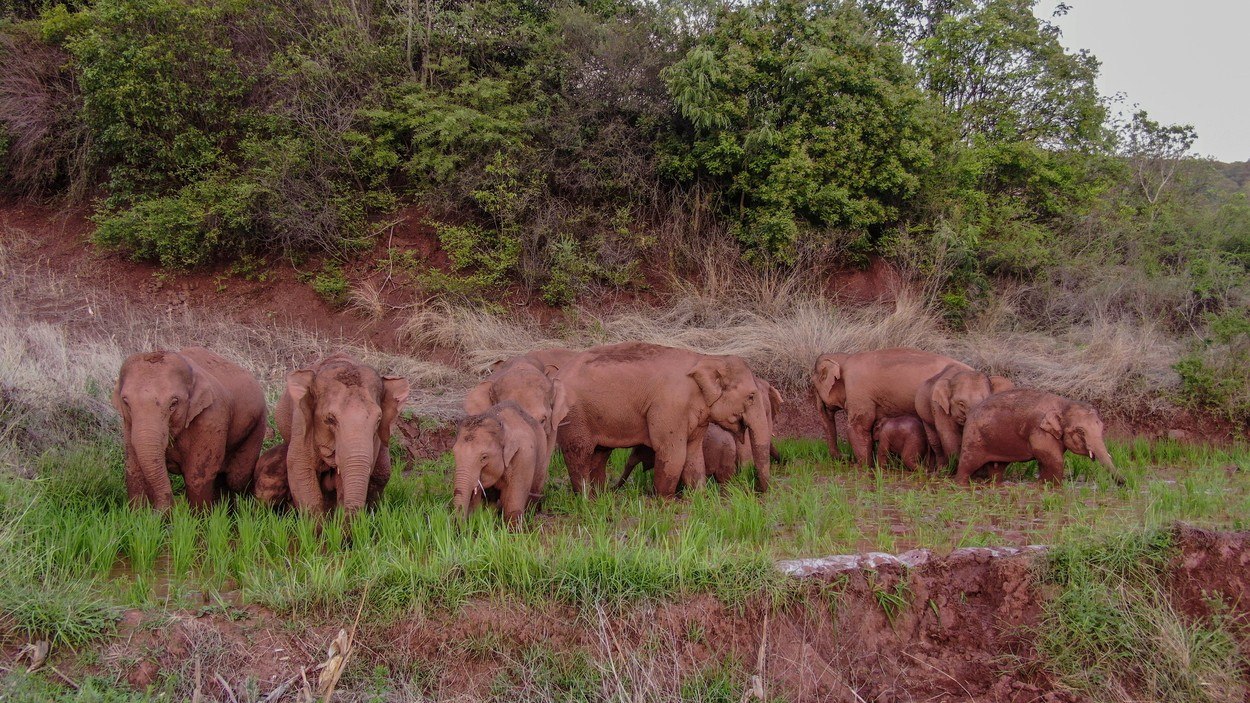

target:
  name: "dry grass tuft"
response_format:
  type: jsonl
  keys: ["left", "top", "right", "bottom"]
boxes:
{"left": 0, "top": 237, "right": 468, "bottom": 466}
{"left": 402, "top": 258, "right": 1183, "bottom": 421}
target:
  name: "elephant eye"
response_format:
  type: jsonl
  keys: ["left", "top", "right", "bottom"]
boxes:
{"left": 170, "top": 397, "right": 179, "bottom": 407}
{"left": 325, "top": 414, "right": 337, "bottom": 426}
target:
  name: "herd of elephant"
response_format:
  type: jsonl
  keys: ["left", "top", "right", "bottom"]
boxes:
{"left": 110, "top": 343, "right": 1124, "bottom": 523}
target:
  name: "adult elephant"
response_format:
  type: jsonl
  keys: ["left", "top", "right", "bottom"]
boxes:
{"left": 811, "top": 348, "right": 971, "bottom": 466}
{"left": 736, "top": 377, "right": 783, "bottom": 469}
{"left": 955, "top": 388, "right": 1124, "bottom": 486}
{"left": 555, "top": 342, "right": 770, "bottom": 497}
{"left": 112, "top": 348, "right": 266, "bottom": 511}
{"left": 276, "top": 354, "right": 409, "bottom": 515}
{"left": 464, "top": 355, "right": 568, "bottom": 459}
{"left": 914, "top": 366, "right": 1014, "bottom": 467}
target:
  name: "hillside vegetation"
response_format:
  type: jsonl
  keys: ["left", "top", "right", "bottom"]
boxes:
{"left": 2, "top": 0, "right": 1248, "bottom": 424}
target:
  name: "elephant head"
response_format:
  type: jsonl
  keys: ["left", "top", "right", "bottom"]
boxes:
{"left": 932, "top": 369, "right": 1014, "bottom": 425}
{"left": 1041, "top": 401, "right": 1124, "bottom": 485}
{"left": 689, "top": 355, "right": 772, "bottom": 492}
{"left": 737, "top": 377, "right": 783, "bottom": 491}
{"left": 451, "top": 406, "right": 517, "bottom": 519}
{"left": 464, "top": 358, "right": 568, "bottom": 452}
{"left": 112, "top": 351, "right": 215, "bottom": 510}
{"left": 284, "top": 355, "right": 409, "bottom": 515}
{"left": 811, "top": 353, "right": 849, "bottom": 411}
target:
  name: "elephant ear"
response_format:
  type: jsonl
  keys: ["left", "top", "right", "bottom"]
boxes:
{"left": 550, "top": 379, "right": 570, "bottom": 430}
{"left": 932, "top": 377, "right": 955, "bottom": 415}
{"left": 110, "top": 375, "right": 125, "bottom": 416}
{"left": 767, "top": 385, "right": 783, "bottom": 417}
{"left": 285, "top": 369, "right": 317, "bottom": 447}
{"left": 1040, "top": 410, "right": 1064, "bottom": 440}
{"left": 489, "top": 359, "right": 508, "bottom": 372}
{"left": 689, "top": 358, "right": 728, "bottom": 406}
{"left": 463, "top": 381, "right": 494, "bottom": 416}
{"left": 380, "top": 376, "right": 411, "bottom": 435}
{"left": 185, "top": 365, "right": 216, "bottom": 429}
{"left": 989, "top": 375, "right": 1014, "bottom": 394}
{"left": 813, "top": 356, "right": 842, "bottom": 405}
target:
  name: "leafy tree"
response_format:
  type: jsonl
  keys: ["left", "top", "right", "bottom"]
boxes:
{"left": 662, "top": 0, "right": 941, "bottom": 265}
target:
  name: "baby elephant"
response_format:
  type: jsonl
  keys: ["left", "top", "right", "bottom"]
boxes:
{"left": 873, "top": 415, "right": 929, "bottom": 471}
{"left": 452, "top": 401, "right": 548, "bottom": 527}
{"left": 113, "top": 347, "right": 267, "bottom": 510}
{"left": 955, "top": 388, "right": 1125, "bottom": 486}
{"left": 617, "top": 424, "right": 739, "bottom": 490}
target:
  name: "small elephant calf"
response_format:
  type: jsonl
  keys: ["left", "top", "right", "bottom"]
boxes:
{"left": 452, "top": 401, "right": 549, "bottom": 527}
{"left": 955, "top": 388, "right": 1125, "bottom": 486}
{"left": 617, "top": 424, "right": 739, "bottom": 490}
{"left": 873, "top": 415, "right": 929, "bottom": 471}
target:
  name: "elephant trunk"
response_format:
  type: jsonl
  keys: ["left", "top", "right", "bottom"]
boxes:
{"left": 745, "top": 412, "right": 772, "bottom": 493}
{"left": 133, "top": 426, "right": 175, "bottom": 511}
{"left": 1092, "top": 440, "right": 1125, "bottom": 486}
{"left": 337, "top": 437, "right": 376, "bottom": 516}
{"left": 452, "top": 461, "right": 480, "bottom": 520}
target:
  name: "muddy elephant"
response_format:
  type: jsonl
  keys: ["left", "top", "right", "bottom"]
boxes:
{"left": 617, "top": 423, "right": 739, "bottom": 489}
{"left": 915, "top": 366, "right": 1014, "bottom": 467}
{"left": 253, "top": 442, "right": 290, "bottom": 507}
{"left": 955, "top": 388, "right": 1124, "bottom": 486}
{"left": 452, "top": 401, "right": 548, "bottom": 526}
{"left": 736, "top": 378, "right": 783, "bottom": 471}
{"left": 464, "top": 355, "right": 568, "bottom": 461}
{"left": 811, "top": 349, "right": 970, "bottom": 466}
{"left": 873, "top": 415, "right": 929, "bottom": 472}
{"left": 555, "top": 342, "right": 770, "bottom": 497}
{"left": 112, "top": 347, "right": 267, "bottom": 511}
{"left": 275, "top": 354, "right": 409, "bottom": 515}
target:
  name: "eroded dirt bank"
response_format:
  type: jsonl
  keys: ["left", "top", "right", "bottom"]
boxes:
{"left": 24, "top": 526, "right": 1244, "bottom": 702}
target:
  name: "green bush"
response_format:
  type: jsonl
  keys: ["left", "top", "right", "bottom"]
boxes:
{"left": 661, "top": 0, "right": 941, "bottom": 265}
{"left": 1174, "top": 310, "right": 1250, "bottom": 423}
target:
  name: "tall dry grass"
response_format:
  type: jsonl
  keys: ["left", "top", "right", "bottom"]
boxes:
{"left": 402, "top": 257, "right": 1183, "bottom": 421}
{"left": 0, "top": 235, "right": 468, "bottom": 467}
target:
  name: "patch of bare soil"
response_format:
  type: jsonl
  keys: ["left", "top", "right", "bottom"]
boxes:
{"left": 22, "top": 529, "right": 1246, "bottom": 702}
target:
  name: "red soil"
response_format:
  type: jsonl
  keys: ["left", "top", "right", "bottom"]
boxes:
{"left": 32, "top": 526, "right": 1248, "bottom": 702}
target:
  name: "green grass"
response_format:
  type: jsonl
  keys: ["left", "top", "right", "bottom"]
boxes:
{"left": 1039, "top": 530, "right": 1245, "bottom": 701}
{"left": 1, "top": 436, "right": 1248, "bottom": 654}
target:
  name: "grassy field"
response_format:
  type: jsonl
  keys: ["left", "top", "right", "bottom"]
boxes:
{"left": 3, "top": 436, "right": 1247, "bottom": 651}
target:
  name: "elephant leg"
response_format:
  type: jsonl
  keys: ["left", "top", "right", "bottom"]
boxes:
{"left": 616, "top": 447, "right": 652, "bottom": 489}
{"left": 845, "top": 406, "right": 876, "bottom": 467}
{"left": 875, "top": 441, "right": 889, "bottom": 470}
{"left": 561, "top": 439, "right": 595, "bottom": 496}
{"left": 184, "top": 442, "right": 226, "bottom": 510}
{"left": 585, "top": 448, "right": 611, "bottom": 496}
{"left": 953, "top": 451, "right": 985, "bottom": 487}
{"left": 367, "top": 445, "right": 392, "bottom": 508}
{"left": 223, "top": 421, "right": 266, "bottom": 495}
{"left": 1036, "top": 451, "right": 1066, "bottom": 486}
{"left": 934, "top": 414, "right": 963, "bottom": 469}
{"left": 902, "top": 439, "right": 923, "bottom": 472}
{"left": 499, "top": 479, "right": 531, "bottom": 529}
{"left": 921, "top": 421, "right": 946, "bottom": 471}
{"left": 680, "top": 430, "right": 707, "bottom": 492}
{"left": 651, "top": 442, "right": 687, "bottom": 499}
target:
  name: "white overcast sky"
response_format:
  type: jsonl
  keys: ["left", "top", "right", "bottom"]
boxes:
{"left": 1039, "top": 0, "right": 1249, "bottom": 162}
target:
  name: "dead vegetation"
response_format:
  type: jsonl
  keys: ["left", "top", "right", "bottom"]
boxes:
{"left": 0, "top": 235, "right": 468, "bottom": 466}
{"left": 402, "top": 257, "right": 1183, "bottom": 422}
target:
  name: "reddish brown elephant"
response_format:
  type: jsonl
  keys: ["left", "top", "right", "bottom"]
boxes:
{"left": 734, "top": 378, "right": 783, "bottom": 483}
{"left": 955, "top": 388, "right": 1124, "bottom": 486}
{"left": 873, "top": 415, "right": 929, "bottom": 472}
{"left": 464, "top": 355, "right": 568, "bottom": 461}
{"left": 275, "top": 354, "right": 409, "bottom": 515}
{"left": 452, "top": 401, "right": 548, "bottom": 526}
{"left": 914, "top": 365, "right": 1014, "bottom": 467}
{"left": 554, "top": 342, "right": 769, "bottom": 497}
{"left": 112, "top": 347, "right": 266, "bottom": 511}
{"left": 617, "top": 423, "right": 739, "bottom": 489}
{"left": 812, "top": 349, "right": 970, "bottom": 466}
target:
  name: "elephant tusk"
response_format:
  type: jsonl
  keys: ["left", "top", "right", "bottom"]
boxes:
{"left": 475, "top": 479, "right": 485, "bottom": 497}
{"left": 1088, "top": 450, "right": 1093, "bottom": 459}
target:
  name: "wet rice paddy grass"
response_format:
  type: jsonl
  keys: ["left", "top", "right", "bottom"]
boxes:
{"left": 2, "top": 436, "right": 1248, "bottom": 647}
